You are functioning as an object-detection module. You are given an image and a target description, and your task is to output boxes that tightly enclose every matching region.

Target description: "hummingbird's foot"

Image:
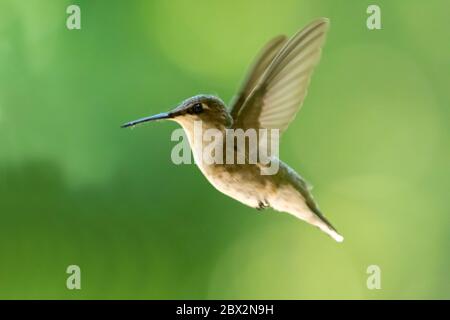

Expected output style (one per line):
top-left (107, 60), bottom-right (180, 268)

top-left (257, 200), bottom-right (269, 211)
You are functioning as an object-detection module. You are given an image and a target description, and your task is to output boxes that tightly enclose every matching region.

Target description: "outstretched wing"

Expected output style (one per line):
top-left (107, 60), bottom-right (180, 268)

top-left (229, 35), bottom-right (287, 120)
top-left (232, 18), bottom-right (329, 134)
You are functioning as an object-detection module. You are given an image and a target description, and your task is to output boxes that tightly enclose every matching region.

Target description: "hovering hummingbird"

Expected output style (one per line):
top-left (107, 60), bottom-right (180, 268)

top-left (122, 18), bottom-right (343, 242)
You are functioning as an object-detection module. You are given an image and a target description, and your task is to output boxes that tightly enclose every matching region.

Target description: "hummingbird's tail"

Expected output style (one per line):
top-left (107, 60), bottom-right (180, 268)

top-left (270, 162), bottom-right (344, 242)
top-left (309, 211), bottom-right (344, 242)
top-left (290, 207), bottom-right (344, 242)
top-left (301, 192), bottom-right (344, 242)
top-left (271, 191), bottom-right (344, 242)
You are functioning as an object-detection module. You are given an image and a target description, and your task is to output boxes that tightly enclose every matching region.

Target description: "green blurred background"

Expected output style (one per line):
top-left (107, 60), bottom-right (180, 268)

top-left (0, 0), bottom-right (448, 299)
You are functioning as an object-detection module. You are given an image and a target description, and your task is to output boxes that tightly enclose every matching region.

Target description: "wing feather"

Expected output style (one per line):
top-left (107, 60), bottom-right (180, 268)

top-left (229, 35), bottom-right (287, 120)
top-left (233, 18), bottom-right (329, 134)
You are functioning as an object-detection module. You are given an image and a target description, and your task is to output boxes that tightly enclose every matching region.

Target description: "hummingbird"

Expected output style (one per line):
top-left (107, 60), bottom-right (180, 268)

top-left (122, 18), bottom-right (343, 242)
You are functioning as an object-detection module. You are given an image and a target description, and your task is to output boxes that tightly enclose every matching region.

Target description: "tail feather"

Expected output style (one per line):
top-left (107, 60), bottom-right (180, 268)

top-left (305, 198), bottom-right (344, 242)
top-left (315, 218), bottom-right (344, 242)
top-left (274, 161), bottom-right (344, 242)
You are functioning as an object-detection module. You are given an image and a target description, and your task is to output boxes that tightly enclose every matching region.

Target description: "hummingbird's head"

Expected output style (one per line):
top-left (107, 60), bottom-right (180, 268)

top-left (121, 94), bottom-right (232, 129)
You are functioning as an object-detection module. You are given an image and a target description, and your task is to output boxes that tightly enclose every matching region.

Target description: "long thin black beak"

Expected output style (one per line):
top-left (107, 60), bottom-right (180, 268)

top-left (121, 112), bottom-right (172, 128)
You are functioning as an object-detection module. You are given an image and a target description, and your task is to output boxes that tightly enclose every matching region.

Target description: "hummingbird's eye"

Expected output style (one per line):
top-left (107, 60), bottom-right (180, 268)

top-left (191, 103), bottom-right (204, 114)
